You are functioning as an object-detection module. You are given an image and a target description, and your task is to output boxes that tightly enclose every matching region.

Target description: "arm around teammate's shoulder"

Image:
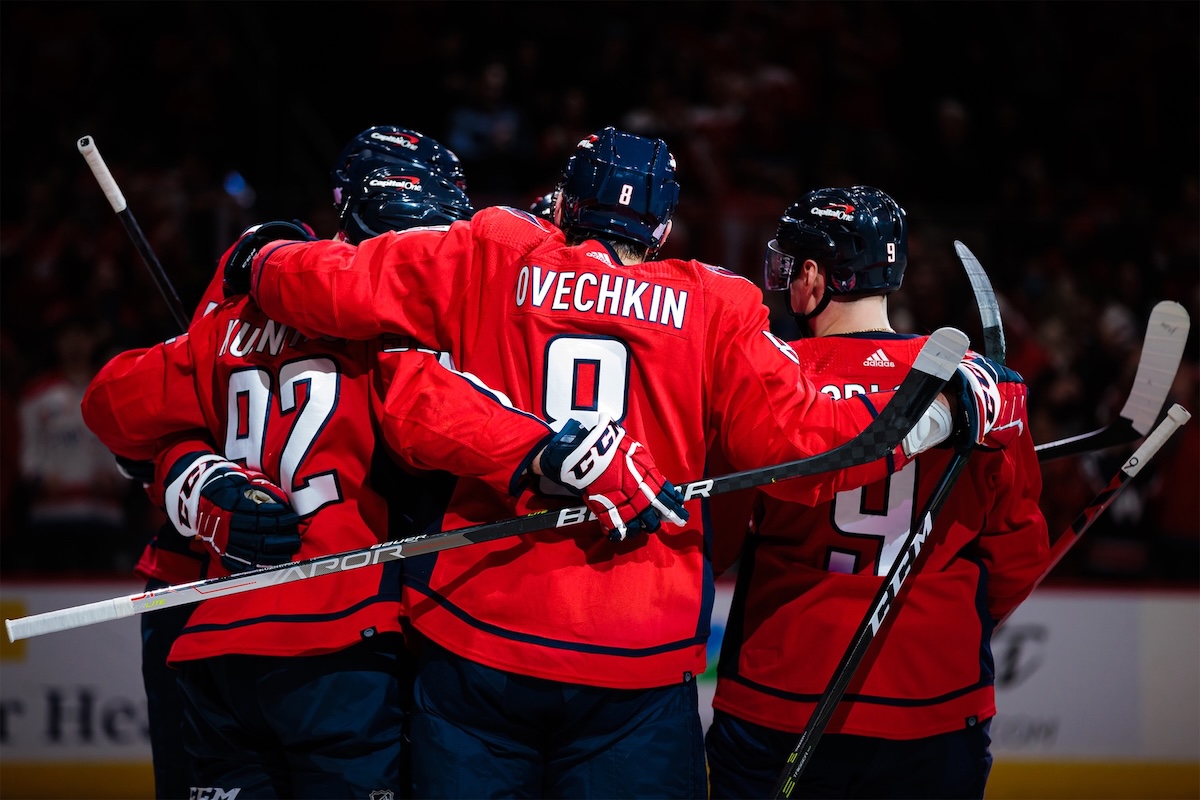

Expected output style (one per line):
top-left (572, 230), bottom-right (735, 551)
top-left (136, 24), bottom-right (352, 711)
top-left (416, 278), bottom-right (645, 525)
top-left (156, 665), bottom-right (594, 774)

top-left (701, 276), bottom-right (895, 505)
top-left (246, 219), bottom-right (478, 344)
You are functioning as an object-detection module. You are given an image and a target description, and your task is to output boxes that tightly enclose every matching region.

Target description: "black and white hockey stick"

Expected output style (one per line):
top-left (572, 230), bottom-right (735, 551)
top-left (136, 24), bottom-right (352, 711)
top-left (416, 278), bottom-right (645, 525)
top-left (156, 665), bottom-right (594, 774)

top-left (998, 402), bottom-right (1192, 629)
top-left (772, 246), bottom-right (1005, 798)
top-left (1035, 300), bottom-right (1189, 461)
top-left (77, 135), bottom-right (191, 330)
top-left (772, 450), bottom-right (973, 798)
top-left (4, 328), bottom-right (970, 642)
top-left (955, 244), bottom-right (1187, 463)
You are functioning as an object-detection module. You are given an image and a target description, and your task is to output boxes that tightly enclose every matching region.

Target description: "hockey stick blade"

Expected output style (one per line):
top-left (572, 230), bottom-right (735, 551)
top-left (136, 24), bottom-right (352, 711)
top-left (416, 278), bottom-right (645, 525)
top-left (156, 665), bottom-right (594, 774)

top-left (1036, 300), bottom-right (1189, 461)
top-left (999, 403), bottom-right (1191, 629)
top-left (954, 240), bottom-right (1006, 363)
top-left (4, 328), bottom-right (969, 642)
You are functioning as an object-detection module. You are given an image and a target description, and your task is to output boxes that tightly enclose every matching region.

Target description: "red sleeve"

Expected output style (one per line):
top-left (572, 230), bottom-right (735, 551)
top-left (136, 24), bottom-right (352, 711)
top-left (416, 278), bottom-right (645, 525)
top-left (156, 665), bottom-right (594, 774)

top-left (973, 426), bottom-right (1051, 621)
top-left (251, 222), bottom-right (476, 346)
top-left (373, 347), bottom-right (553, 497)
top-left (703, 272), bottom-right (903, 505)
top-left (80, 329), bottom-right (214, 463)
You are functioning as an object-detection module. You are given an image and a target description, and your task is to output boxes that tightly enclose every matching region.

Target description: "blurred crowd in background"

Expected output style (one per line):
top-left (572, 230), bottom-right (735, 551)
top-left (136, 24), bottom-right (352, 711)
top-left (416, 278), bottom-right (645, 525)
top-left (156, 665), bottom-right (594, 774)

top-left (1, 2), bottom-right (1196, 583)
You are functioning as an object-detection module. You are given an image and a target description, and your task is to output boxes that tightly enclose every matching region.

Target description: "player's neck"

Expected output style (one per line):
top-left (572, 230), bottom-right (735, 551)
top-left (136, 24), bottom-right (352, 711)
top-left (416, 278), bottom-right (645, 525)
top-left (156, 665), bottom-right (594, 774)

top-left (811, 297), bottom-right (893, 338)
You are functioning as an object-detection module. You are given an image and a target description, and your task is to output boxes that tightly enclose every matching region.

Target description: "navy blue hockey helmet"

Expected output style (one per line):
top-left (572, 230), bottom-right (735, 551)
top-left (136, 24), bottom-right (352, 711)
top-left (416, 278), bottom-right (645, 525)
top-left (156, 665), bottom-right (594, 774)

top-left (557, 127), bottom-right (679, 255)
top-left (331, 125), bottom-right (466, 208)
top-left (338, 164), bottom-right (475, 245)
top-left (765, 186), bottom-right (908, 296)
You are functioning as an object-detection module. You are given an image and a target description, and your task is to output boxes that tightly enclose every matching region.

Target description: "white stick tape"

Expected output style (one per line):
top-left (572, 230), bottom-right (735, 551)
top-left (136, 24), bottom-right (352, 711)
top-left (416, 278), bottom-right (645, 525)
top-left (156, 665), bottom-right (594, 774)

top-left (77, 135), bottom-right (127, 213)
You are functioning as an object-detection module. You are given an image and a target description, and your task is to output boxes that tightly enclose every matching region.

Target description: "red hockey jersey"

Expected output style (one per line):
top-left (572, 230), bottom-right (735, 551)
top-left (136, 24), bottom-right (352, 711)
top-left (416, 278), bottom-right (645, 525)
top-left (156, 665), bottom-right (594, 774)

top-left (81, 293), bottom-right (553, 662)
top-left (131, 257), bottom-right (230, 586)
top-left (712, 333), bottom-right (1050, 738)
top-left (248, 206), bottom-right (914, 689)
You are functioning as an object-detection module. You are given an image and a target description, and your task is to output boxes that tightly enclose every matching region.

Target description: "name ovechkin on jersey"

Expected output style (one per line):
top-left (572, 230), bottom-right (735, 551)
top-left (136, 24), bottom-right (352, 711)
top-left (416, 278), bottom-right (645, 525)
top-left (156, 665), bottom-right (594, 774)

top-left (514, 264), bottom-right (688, 329)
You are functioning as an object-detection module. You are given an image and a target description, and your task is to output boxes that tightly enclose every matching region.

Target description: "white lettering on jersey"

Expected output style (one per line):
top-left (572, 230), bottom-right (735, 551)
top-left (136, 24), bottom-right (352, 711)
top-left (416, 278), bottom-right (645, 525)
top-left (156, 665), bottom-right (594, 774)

top-left (219, 318), bottom-right (309, 358)
top-left (819, 382), bottom-right (883, 400)
top-left (515, 265), bottom-right (688, 329)
top-left (574, 273), bottom-right (597, 311)
top-left (598, 274), bottom-right (622, 315)
top-left (621, 279), bottom-right (649, 320)
top-left (552, 271), bottom-right (577, 310)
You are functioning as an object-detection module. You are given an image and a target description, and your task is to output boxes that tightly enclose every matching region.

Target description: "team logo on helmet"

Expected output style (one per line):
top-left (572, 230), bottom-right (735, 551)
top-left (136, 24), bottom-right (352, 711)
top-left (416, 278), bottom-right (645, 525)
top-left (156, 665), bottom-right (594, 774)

top-left (370, 131), bottom-right (420, 150)
top-left (810, 203), bottom-right (855, 221)
top-left (368, 175), bottom-right (424, 191)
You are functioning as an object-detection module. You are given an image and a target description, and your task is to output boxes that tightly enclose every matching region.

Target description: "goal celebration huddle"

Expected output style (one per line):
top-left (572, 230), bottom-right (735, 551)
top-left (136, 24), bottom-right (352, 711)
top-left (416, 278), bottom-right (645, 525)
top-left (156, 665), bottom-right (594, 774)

top-left (14, 123), bottom-right (1188, 800)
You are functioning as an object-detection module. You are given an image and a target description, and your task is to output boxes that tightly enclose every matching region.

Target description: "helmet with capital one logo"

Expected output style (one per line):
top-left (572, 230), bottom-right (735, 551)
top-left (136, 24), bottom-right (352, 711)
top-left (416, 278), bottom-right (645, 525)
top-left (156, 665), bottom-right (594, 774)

top-left (556, 127), bottom-right (679, 256)
top-left (338, 164), bottom-right (475, 245)
top-left (764, 185), bottom-right (908, 296)
top-left (331, 125), bottom-right (467, 209)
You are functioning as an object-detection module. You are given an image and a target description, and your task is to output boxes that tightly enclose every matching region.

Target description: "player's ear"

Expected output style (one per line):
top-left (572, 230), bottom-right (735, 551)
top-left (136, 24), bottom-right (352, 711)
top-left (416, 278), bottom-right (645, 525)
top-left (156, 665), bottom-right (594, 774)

top-left (797, 258), bottom-right (823, 292)
top-left (659, 219), bottom-right (672, 248)
top-left (790, 258), bottom-right (823, 313)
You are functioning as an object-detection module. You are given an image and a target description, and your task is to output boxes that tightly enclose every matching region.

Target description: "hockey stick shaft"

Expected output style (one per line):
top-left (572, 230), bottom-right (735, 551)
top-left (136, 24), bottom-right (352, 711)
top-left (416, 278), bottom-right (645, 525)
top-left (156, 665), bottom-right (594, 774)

top-left (772, 248), bottom-right (1004, 797)
top-left (77, 135), bottom-right (190, 331)
top-left (1035, 300), bottom-right (1189, 461)
top-left (773, 449), bottom-right (971, 798)
top-left (4, 328), bottom-right (969, 642)
top-left (998, 403), bottom-right (1192, 629)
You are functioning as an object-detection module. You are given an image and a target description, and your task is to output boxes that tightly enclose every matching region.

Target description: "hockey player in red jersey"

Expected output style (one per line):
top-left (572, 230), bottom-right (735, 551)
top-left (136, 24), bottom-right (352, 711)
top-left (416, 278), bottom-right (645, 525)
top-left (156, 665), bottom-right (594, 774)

top-left (223, 128), bottom-right (1023, 798)
top-left (108, 124), bottom-right (475, 800)
top-left (82, 156), bottom-right (679, 797)
top-left (706, 187), bottom-right (1050, 799)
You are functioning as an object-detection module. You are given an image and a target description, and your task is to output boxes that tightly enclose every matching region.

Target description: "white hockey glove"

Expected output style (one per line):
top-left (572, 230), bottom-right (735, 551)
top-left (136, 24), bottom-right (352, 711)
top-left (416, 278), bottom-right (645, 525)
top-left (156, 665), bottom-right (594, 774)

top-left (538, 417), bottom-right (689, 542)
top-left (164, 453), bottom-right (301, 572)
top-left (947, 354), bottom-right (1027, 452)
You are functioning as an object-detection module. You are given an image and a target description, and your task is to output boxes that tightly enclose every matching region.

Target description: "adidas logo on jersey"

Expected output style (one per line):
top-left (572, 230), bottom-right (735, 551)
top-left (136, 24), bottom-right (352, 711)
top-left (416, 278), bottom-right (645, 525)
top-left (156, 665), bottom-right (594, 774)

top-left (585, 250), bottom-right (614, 267)
top-left (863, 348), bottom-right (895, 367)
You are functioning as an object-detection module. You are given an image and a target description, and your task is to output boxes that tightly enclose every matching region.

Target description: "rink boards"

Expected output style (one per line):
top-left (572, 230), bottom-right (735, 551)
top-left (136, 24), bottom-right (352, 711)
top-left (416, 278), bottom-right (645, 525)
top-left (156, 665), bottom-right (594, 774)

top-left (1, 581), bottom-right (1196, 799)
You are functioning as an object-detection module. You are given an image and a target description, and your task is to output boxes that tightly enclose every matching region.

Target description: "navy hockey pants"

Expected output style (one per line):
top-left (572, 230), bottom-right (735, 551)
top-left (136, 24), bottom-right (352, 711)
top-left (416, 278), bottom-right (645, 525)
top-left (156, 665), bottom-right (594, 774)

top-left (706, 708), bottom-right (993, 799)
top-left (410, 639), bottom-right (707, 799)
top-left (141, 578), bottom-right (195, 799)
top-left (177, 635), bottom-right (410, 799)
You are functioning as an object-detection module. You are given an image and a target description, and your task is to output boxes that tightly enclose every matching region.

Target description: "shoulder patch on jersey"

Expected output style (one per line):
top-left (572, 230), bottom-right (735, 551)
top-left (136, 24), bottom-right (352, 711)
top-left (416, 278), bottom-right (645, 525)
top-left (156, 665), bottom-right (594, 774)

top-left (762, 330), bottom-right (800, 364)
top-left (701, 262), bottom-right (741, 278)
top-left (498, 206), bottom-right (554, 231)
